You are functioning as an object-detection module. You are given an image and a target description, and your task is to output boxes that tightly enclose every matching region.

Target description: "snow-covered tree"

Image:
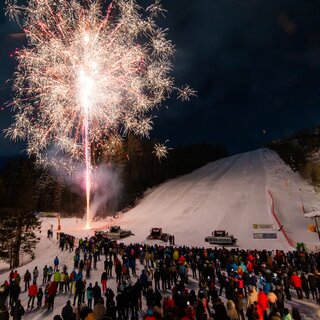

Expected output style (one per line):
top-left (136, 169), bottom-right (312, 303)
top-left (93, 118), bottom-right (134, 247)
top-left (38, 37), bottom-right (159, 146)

top-left (0, 208), bottom-right (41, 268)
top-left (0, 158), bottom-right (41, 267)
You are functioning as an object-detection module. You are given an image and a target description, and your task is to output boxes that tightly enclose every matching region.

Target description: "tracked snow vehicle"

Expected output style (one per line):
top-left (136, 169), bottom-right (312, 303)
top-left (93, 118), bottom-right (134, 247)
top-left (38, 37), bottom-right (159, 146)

top-left (95, 226), bottom-right (132, 240)
top-left (146, 227), bottom-right (170, 242)
top-left (205, 230), bottom-right (237, 245)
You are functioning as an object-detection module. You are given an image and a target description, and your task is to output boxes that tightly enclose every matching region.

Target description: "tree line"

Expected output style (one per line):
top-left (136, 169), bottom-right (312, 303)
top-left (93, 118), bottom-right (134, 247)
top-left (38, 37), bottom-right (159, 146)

top-left (268, 126), bottom-right (320, 191)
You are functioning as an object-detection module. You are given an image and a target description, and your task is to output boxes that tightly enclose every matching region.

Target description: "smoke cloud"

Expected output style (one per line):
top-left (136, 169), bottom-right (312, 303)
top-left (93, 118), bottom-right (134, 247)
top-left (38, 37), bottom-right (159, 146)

top-left (88, 164), bottom-right (121, 220)
top-left (46, 148), bottom-right (121, 219)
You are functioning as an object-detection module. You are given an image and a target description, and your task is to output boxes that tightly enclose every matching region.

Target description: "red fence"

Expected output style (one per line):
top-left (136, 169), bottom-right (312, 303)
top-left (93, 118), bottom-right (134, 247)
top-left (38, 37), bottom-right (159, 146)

top-left (268, 190), bottom-right (295, 248)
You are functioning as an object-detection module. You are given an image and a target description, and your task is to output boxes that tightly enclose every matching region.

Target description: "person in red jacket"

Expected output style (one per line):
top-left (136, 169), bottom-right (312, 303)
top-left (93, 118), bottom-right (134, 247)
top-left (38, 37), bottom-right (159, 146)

top-left (255, 302), bottom-right (264, 320)
top-left (257, 288), bottom-right (268, 320)
top-left (47, 281), bottom-right (58, 310)
top-left (101, 271), bottom-right (108, 294)
top-left (290, 272), bottom-right (303, 299)
top-left (27, 282), bottom-right (38, 309)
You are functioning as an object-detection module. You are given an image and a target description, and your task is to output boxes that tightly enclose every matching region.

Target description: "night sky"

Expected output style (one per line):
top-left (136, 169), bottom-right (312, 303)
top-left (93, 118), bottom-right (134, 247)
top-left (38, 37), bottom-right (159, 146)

top-left (1, 0), bottom-right (320, 158)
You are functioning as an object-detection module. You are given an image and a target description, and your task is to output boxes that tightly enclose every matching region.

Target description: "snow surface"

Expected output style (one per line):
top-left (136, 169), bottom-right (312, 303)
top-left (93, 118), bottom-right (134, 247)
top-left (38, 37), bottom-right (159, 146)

top-left (116, 148), bottom-right (319, 251)
top-left (1, 148), bottom-right (320, 319)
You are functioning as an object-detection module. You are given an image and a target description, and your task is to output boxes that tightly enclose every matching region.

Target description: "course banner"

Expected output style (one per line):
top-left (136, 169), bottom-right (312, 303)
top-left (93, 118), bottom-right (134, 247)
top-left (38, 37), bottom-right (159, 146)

top-left (253, 233), bottom-right (277, 239)
top-left (253, 224), bottom-right (274, 229)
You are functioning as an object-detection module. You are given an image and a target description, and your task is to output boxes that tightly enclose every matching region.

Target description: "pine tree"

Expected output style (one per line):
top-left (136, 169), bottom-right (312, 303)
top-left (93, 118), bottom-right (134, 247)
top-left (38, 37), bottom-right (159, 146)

top-left (0, 208), bottom-right (41, 268)
top-left (0, 158), bottom-right (41, 267)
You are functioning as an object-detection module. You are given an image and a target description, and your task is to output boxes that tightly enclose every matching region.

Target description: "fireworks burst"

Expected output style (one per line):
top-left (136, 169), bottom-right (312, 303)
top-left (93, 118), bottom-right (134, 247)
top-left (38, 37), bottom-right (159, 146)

top-left (153, 140), bottom-right (172, 160)
top-left (5, 0), bottom-right (195, 165)
top-left (4, 0), bottom-right (195, 226)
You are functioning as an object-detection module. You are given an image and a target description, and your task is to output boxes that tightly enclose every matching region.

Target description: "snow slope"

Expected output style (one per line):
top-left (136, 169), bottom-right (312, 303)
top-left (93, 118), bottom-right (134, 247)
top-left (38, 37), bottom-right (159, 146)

top-left (115, 148), bottom-right (319, 251)
top-left (1, 147), bottom-right (320, 319)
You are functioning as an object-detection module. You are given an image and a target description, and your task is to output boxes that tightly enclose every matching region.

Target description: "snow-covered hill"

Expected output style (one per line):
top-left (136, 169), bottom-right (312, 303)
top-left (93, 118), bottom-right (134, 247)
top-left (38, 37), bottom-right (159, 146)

top-left (113, 148), bottom-right (319, 251)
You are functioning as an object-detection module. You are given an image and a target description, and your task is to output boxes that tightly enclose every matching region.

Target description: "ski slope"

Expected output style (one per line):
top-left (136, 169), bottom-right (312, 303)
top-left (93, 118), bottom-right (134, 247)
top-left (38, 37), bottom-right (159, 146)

top-left (1, 147), bottom-right (320, 319)
top-left (115, 148), bottom-right (319, 251)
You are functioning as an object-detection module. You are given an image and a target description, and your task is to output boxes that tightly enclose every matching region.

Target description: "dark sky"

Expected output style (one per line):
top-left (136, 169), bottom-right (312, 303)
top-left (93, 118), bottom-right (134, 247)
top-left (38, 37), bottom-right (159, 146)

top-left (1, 0), bottom-right (320, 158)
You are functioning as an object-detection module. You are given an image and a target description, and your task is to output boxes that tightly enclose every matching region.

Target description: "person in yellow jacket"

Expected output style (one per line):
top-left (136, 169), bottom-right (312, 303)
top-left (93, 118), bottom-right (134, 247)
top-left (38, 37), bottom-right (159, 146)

top-left (53, 270), bottom-right (61, 283)
top-left (59, 272), bottom-right (65, 293)
top-left (145, 251), bottom-right (151, 268)
top-left (173, 249), bottom-right (179, 262)
top-left (247, 287), bottom-right (258, 308)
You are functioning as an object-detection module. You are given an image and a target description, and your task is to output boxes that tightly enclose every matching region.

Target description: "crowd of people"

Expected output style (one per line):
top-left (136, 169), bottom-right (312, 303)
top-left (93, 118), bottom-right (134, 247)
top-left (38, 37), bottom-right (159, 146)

top-left (0, 230), bottom-right (319, 320)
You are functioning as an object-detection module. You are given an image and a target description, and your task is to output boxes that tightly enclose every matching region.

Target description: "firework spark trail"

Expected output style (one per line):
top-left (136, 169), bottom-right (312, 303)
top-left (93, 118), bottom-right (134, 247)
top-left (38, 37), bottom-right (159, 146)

top-left (79, 66), bottom-right (93, 229)
top-left (84, 118), bottom-right (91, 229)
top-left (5, 0), bottom-right (196, 227)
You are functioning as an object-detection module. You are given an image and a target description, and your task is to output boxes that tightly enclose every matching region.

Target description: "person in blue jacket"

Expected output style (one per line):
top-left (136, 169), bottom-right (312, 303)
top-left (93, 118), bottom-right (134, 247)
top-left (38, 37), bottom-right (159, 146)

top-left (86, 283), bottom-right (93, 309)
top-left (54, 257), bottom-right (59, 271)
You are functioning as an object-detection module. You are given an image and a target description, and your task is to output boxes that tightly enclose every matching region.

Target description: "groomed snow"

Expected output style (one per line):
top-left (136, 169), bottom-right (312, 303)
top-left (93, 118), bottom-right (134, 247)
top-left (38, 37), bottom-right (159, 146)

top-left (115, 148), bottom-right (319, 251)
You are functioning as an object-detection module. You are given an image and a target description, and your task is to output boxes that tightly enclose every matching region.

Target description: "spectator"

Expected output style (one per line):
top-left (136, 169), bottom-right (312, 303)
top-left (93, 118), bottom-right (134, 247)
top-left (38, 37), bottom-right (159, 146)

top-left (27, 282), bottom-right (37, 309)
top-left (61, 300), bottom-right (73, 320)
top-left (0, 306), bottom-right (9, 320)
top-left (32, 267), bottom-right (39, 284)
top-left (290, 272), bottom-right (303, 300)
top-left (37, 288), bottom-right (43, 308)
top-left (226, 299), bottom-right (239, 320)
top-left (10, 299), bottom-right (24, 320)
top-left (282, 308), bottom-right (292, 320)
top-left (93, 298), bottom-right (106, 320)
top-left (23, 270), bottom-right (31, 292)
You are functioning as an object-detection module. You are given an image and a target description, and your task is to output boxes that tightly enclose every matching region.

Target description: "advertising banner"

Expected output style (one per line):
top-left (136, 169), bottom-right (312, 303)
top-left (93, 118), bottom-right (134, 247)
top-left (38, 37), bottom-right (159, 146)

top-left (253, 233), bottom-right (277, 239)
top-left (253, 224), bottom-right (274, 229)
